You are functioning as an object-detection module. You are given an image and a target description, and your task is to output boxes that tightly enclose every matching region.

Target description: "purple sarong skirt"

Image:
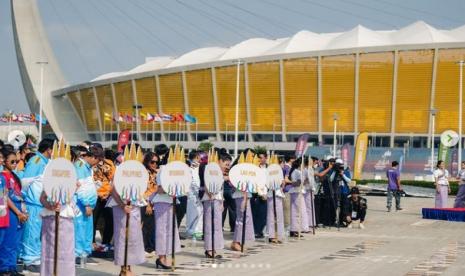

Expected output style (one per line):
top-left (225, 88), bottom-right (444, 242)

top-left (203, 200), bottom-right (224, 251)
top-left (153, 202), bottom-right (181, 256)
top-left (290, 193), bottom-right (309, 232)
top-left (40, 216), bottom-right (75, 276)
top-left (303, 192), bottom-right (316, 227)
top-left (435, 185), bottom-right (449, 208)
top-left (454, 184), bottom-right (465, 208)
top-left (233, 197), bottom-right (255, 243)
top-left (266, 196), bottom-right (284, 240)
top-left (112, 206), bottom-right (145, 266)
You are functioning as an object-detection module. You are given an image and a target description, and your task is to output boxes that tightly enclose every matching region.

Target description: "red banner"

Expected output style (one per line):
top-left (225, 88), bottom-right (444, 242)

top-left (117, 129), bottom-right (131, 152)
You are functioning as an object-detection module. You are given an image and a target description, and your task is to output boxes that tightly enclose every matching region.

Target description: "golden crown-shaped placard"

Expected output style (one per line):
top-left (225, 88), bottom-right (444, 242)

top-left (167, 144), bottom-right (185, 163)
top-left (51, 138), bottom-right (71, 161)
top-left (269, 152), bottom-right (279, 165)
top-left (123, 142), bottom-right (143, 162)
top-left (237, 150), bottom-right (260, 166)
top-left (207, 148), bottom-right (218, 164)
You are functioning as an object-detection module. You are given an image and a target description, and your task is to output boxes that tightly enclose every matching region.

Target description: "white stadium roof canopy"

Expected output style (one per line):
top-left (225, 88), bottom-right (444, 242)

top-left (87, 21), bottom-right (464, 83)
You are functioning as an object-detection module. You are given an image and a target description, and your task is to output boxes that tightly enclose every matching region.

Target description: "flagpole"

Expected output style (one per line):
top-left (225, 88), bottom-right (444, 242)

top-left (234, 59), bottom-right (243, 159)
top-left (37, 61), bottom-right (48, 140)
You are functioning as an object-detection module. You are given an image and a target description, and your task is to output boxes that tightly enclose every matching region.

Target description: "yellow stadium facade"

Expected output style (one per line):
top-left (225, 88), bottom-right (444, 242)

top-left (52, 23), bottom-right (465, 150)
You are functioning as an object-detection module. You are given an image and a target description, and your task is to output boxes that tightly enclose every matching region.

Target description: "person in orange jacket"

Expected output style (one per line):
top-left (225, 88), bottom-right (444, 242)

top-left (91, 146), bottom-right (116, 252)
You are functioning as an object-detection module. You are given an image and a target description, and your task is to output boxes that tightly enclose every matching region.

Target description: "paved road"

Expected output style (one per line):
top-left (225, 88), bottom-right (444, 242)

top-left (35, 196), bottom-right (465, 275)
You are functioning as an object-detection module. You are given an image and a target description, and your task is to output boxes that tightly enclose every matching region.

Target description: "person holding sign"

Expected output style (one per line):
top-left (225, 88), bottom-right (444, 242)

top-left (0, 149), bottom-right (27, 275)
top-left (74, 146), bottom-right (101, 264)
top-left (39, 141), bottom-right (77, 276)
top-left (152, 147), bottom-right (190, 270)
top-left (20, 139), bottom-right (54, 274)
top-left (202, 151), bottom-right (230, 258)
top-left (288, 158), bottom-right (309, 237)
top-left (266, 154), bottom-right (285, 244)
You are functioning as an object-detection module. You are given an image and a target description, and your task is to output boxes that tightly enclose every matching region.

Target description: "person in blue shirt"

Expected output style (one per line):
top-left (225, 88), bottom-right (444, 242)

top-left (20, 139), bottom-right (54, 274)
top-left (74, 146), bottom-right (101, 264)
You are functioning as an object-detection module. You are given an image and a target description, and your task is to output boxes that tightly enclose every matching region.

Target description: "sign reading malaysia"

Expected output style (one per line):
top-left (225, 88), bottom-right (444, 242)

top-left (229, 163), bottom-right (266, 194)
top-left (43, 158), bottom-right (77, 204)
top-left (160, 161), bottom-right (191, 197)
top-left (204, 163), bottom-right (224, 195)
top-left (266, 163), bottom-right (284, 191)
top-left (114, 160), bottom-right (149, 204)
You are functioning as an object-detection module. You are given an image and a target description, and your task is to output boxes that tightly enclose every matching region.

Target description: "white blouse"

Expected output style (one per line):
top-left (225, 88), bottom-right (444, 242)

top-left (434, 168), bottom-right (449, 186)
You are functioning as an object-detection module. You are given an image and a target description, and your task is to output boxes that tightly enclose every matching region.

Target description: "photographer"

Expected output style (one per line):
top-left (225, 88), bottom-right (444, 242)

top-left (386, 161), bottom-right (403, 212)
top-left (314, 158), bottom-right (335, 226)
top-left (329, 159), bottom-right (351, 227)
top-left (344, 187), bottom-right (367, 229)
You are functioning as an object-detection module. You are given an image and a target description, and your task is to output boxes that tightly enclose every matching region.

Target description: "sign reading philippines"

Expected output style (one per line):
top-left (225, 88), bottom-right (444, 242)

top-left (113, 143), bottom-right (148, 205)
top-left (43, 140), bottom-right (76, 204)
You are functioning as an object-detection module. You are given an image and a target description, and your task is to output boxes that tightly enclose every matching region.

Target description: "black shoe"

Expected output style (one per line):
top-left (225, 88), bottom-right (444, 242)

top-left (181, 244), bottom-right (186, 248)
top-left (205, 251), bottom-right (223, 259)
top-left (269, 238), bottom-right (282, 244)
top-left (396, 208), bottom-right (403, 211)
top-left (289, 232), bottom-right (303, 238)
top-left (75, 257), bottom-right (81, 265)
top-left (23, 265), bottom-right (40, 274)
top-left (156, 259), bottom-right (171, 270)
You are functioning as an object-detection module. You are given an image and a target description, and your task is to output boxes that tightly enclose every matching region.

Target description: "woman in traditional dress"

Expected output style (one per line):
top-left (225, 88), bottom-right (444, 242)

top-left (303, 157), bottom-right (316, 231)
top-left (434, 160), bottom-right (451, 208)
top-left (152, 158), bottom-right (181, 269)
top-left (111, 186), bottom-right (145, 276)
top-left (0, 149), bottom-right (28, 275)
top-left (288, 158), bottom-right (309, 237)
top-left (266, 172), bottom-right (285, 243)
top-left (230, 149), bottom-right (255, 252)
top-left (202, 153), bottom-right (231, 258)
top-left (141, 152), bottom-right (158, 257)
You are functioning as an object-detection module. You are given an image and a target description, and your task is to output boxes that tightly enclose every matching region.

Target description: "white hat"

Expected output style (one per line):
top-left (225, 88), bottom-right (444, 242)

top-left (335, 158), bottom-right (344, 164)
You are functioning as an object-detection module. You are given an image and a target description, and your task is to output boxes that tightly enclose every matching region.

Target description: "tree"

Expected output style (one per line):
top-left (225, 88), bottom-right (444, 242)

top-left (198, 141), bottom-right (214, 152)
top-left (253, 145), bottom-right (267, 155)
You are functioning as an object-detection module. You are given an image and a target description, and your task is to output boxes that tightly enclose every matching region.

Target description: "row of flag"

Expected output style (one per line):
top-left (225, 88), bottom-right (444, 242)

top-left (104, 112), bottom-right (197, 124)
top-left (0, 112), bottom-right (47, 125)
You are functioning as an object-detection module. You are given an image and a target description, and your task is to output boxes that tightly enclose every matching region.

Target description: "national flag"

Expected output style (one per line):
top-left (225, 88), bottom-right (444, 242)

top-left (175, 113), bottom-right (184, 122)
top-left (160, 113), bottom-right (172, 121)
top-left (154, 114), bottom-right (162, 122)
top-left (140, 113), bottom-right (147, 122)
top-left (35, 113), bottom-right (47, 125)
top-left (30, 113), bottom-right (36, 123)
top-left (104, 112), bottom-right (112, 121)
top-left (146, 113), bottom-right (154, 122)
top-left (125, 114), bottom-right (133, 123)
top-left (184, 113), bottom-right (197, 123)
top-left (117, 113), bottom-right (124, 122)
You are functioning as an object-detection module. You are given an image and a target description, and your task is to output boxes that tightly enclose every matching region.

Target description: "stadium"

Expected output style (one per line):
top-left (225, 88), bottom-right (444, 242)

top-left (47, 21), bottom-right (465, 151)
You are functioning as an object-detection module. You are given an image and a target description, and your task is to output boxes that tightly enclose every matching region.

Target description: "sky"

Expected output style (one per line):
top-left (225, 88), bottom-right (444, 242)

top-left (0, 0), bottom-right (464, 114)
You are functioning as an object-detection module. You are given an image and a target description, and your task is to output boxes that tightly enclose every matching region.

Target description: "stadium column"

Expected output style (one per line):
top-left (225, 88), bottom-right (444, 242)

top-left (67, 92), bottom-right (86, 133)
top-left (131, 79), bottom-right (142, 142)
top-left (244, 62), bottom-right (254, 142)
top-left (181, 71), bottom-right (193, 143)
top-left (77, 89), bottom-right (88, 134)
top-left (110, 83), bottom-right (121, 134)
top-left (93, 86), bottom-right (103, 142)
top-left (390, 50), bottom-right (399, 147)
top-left (317, 56), bottom-right (323, 144)
top-left (279, 59), bottom-right (287, 142)
top-left (155, 75), bottom-right (166, 142)
top-left (427, 48), bottom-right (439, 147)
top-left (354, 52), bottom-right (360, 143)
top-left (211, 67), bottom-right (222, 142)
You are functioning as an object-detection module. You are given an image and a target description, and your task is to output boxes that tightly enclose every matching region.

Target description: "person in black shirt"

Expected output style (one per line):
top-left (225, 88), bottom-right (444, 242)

top-left (344, 187), bottom-right (367, 229)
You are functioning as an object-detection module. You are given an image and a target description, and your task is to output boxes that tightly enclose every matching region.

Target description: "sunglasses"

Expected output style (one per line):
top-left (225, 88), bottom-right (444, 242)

top-left (8, 160), bottom-right (18, 164)
top-left (150, 160), bottom-right (158, 164)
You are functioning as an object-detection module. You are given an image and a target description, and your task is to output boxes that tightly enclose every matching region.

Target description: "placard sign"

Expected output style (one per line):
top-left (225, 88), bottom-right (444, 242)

top-left (266, 163), bottom-right (284, 191)
top-left (229, 163), bottom-right (266, 194)
top-left (204, 163), bottom-right (223, 195)
top-left (160, 161), bottom-right (191, 197)
top-left (114, 160), bottom-right (149, 204)
top-left (43, 158), bottom-right (77, 204)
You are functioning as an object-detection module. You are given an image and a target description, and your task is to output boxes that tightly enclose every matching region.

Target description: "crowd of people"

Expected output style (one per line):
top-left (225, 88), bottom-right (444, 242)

top-left (0, 138), bottom-right (372, 276)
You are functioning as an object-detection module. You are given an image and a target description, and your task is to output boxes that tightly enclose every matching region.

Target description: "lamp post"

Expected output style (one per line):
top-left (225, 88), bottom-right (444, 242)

top-left (133, 104), bottom-right (142, 142)
top-left (333, 113), bottom-right (339, 158)
top-left (36, 61), bottom-right (48, 140)
top-left (233, 59), bottom-right (244, 158)
top-left (458, 60), bottom-right (464, 166)
top-left (430, 108), bottom-right (437, 172)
